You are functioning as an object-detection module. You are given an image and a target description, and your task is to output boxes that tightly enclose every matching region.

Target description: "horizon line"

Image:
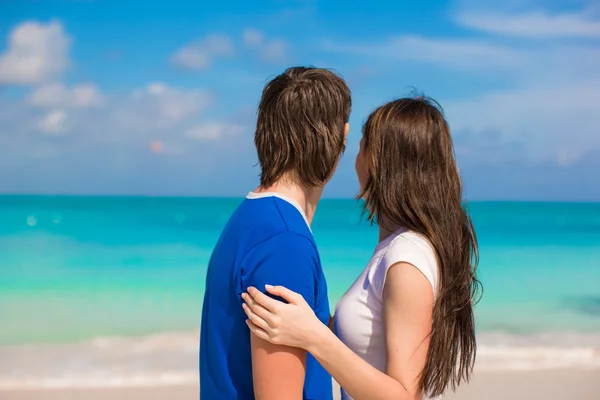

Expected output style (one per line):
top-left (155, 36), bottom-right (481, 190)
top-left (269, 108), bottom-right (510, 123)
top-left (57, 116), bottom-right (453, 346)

top-left (0, 193), bottom-right (598, 205)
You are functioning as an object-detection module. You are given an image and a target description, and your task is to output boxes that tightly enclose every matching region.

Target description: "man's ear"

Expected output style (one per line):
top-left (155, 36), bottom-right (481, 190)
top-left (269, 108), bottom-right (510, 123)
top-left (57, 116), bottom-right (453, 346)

top-left (343, 122), bottom-right (350, 145)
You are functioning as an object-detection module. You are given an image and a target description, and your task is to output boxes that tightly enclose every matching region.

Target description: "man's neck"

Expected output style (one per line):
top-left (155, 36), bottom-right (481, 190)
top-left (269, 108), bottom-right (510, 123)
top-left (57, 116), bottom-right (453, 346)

top-left (254, 180), bottom-right (323, 225)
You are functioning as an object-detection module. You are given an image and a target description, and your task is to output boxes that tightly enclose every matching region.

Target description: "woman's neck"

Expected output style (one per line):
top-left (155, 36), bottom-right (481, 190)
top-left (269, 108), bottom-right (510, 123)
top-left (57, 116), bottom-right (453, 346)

top-left (377, 216), bottom-right (401, 242)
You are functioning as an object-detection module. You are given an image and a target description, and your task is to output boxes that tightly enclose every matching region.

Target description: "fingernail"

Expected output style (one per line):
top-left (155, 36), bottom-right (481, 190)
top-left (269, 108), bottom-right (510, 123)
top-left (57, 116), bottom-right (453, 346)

top-left (265, 284), bottom-right (273, 289)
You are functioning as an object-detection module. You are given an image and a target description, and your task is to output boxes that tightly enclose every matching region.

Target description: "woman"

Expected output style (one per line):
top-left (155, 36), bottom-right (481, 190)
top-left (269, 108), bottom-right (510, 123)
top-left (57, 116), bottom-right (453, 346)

top-left (242, 96), bottom-right (481, 400)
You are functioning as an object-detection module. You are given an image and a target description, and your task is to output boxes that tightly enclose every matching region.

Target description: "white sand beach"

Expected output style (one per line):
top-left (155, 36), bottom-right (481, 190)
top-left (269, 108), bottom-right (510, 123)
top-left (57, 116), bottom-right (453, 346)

top-left (2, 330), bottom-right (600, 399)
top-left (1, 369), bottom-right (599, 400)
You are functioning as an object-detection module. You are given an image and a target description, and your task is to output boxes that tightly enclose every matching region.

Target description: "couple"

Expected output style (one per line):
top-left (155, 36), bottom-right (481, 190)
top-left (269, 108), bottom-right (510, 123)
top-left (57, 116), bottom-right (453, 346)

top-left (200, 66), bottom-right (480, 400)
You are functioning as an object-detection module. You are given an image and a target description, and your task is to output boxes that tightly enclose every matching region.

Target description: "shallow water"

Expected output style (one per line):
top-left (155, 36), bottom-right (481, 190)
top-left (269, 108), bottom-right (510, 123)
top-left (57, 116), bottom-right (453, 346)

top-left (1, 196), bottom-right (599, 387)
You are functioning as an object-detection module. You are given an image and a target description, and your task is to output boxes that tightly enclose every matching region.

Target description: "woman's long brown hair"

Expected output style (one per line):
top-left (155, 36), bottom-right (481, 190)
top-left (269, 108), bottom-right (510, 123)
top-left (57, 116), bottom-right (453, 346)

top-left (359, 96), bottom-right (482, 397)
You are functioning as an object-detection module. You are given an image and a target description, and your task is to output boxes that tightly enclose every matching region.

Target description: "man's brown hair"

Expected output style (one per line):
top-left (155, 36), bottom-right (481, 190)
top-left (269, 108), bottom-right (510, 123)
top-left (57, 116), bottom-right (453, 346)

top-left (255, 66), bottom-right (351, 188)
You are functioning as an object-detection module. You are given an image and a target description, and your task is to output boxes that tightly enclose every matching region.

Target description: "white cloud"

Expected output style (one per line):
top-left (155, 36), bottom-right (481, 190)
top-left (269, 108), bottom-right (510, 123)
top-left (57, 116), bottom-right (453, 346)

top-left (202, 35), bottom-right (235, 55)
top-left (243, 29), bottom-right (289, 63)
top-left (38, 109), bottom-right (68, 134)
top-left (260, 39), bottom-right (288, 62)
top-left (0, 77), bottom-right (249, 186)
top-left (455, 10), bottom-right (600, 38)
top-left (436, 5), bottom-right (600, 164)
top-left (172, 30), bottom-right (288, 69)
top-left (445, 79), bottom-right (600, 164)
top-left (0, 21), bottom-right (70, 85)
top-left (129, 82), bottom-right (212, 124)
top-left (146, 82), bottom-right (167, 95)
top-left (170, 34), bottom-right (234, 70)
top-left (12, 82), bottom-right (214, 141)
top-left (323, 35), bottom-right (524, 70)
top-left (320, 4), bottom-right (600, 165)
top-left (170, 46), bottom-right (210, 70)
top-left (29, 82), bottom-right (103, 108)
top-left (243, 29), bottom-right (264, 46)
top-left (185, 122), bottom-right (245, 141)
top-left (18, 81), bottom-right (216, 140)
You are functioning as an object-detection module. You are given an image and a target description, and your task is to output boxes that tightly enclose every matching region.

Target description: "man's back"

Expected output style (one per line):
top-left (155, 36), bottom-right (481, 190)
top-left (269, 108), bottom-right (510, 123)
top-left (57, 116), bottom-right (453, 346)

top-left (200, 193), bottom-right (332, 399)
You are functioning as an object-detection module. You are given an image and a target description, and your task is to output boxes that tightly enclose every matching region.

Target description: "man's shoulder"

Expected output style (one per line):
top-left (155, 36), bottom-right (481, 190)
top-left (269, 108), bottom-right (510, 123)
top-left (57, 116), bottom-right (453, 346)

top-left (242, 230), bottom-right (322, 308)
top-left (229, 197), bottom-right (316, 248)
top-left (249, 230), bottom-right (318, 261)
top-left (269, 197), bottom-right (314, 239)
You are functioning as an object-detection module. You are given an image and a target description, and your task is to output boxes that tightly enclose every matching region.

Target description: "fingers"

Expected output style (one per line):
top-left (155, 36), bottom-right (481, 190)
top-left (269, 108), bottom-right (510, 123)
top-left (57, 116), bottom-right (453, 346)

top-left (265, 284), bottom-right (304, 304)
top-left (246, 286), bottom-right (281, 311)
top-left (242, 293), bottom-right (274, 322)
top-left (242, 303), bottom-right (270, 331)
top-left (241, 297), bottom-right (271, 328)
top-left (245, 319), bottom-right (271, 342)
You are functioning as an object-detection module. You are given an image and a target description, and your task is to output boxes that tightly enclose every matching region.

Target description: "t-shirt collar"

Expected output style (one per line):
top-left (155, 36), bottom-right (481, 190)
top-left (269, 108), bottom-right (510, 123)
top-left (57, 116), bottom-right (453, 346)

top-left (246, 191), bottom-right (312, 232)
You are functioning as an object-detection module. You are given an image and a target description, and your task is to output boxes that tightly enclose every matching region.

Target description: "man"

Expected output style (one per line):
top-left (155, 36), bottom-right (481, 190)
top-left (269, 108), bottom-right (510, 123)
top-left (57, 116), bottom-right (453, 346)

top-left (199, 66), bottom-right (351, 399)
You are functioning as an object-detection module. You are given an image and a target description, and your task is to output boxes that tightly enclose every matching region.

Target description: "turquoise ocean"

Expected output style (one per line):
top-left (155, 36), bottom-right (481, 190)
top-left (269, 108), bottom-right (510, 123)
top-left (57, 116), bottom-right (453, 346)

top-left (1, 196), bottom-right (600, 389)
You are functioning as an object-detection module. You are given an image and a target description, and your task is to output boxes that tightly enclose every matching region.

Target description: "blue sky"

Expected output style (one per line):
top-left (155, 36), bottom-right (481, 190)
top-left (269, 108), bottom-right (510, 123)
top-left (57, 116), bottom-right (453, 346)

top-left (0, 0), bottom-right (599, 200)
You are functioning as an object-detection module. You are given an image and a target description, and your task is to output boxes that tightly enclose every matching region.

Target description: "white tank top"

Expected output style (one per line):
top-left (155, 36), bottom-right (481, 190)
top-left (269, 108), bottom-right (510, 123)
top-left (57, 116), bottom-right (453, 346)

top-left (334, 229), bottom-right (440, 400)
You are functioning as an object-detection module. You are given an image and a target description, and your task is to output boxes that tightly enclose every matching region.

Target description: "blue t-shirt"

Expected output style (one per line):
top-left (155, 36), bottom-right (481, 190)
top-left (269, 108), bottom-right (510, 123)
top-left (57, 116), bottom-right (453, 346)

top-left (200, 194), bottom-right (332, 400)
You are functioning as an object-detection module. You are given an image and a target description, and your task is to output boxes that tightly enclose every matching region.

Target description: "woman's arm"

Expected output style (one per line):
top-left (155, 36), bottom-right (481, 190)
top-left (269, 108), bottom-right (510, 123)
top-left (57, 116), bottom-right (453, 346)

top-left (307, 321), bottom-right (413, 400)
top-left (242, 262), bottom-right (434, 400)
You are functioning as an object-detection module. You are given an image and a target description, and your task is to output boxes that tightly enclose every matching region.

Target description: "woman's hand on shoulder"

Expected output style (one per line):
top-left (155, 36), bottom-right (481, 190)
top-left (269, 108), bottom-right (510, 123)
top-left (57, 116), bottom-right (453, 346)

top-left (242, 285), bottom-right (328, 351)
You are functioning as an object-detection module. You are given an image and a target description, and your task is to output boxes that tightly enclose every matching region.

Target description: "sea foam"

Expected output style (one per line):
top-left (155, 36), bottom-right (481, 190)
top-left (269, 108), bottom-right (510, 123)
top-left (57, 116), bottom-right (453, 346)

top-left (1, 330), bottom-right (599, 390)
